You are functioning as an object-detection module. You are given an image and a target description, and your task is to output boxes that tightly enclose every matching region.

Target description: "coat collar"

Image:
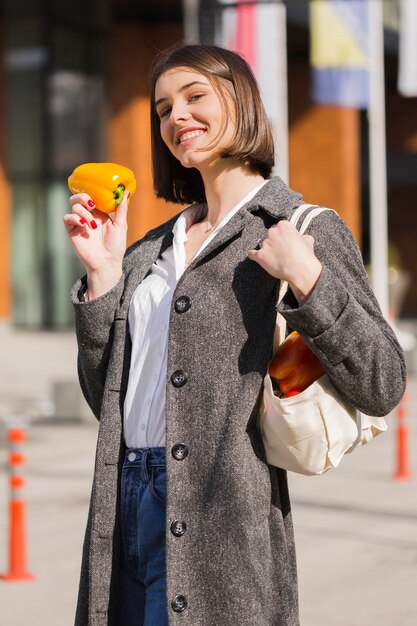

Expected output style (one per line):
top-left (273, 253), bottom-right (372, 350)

top-left (246, 176), bottom-right (303, 219)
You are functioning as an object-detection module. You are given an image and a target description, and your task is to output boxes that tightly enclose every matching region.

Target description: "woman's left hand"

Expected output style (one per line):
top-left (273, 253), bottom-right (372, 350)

top-left (247, 219), bottom-right (323, 305)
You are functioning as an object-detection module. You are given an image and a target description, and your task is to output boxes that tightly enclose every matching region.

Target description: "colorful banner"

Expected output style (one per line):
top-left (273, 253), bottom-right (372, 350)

top-left (310, 0), bottom-right (369, 108)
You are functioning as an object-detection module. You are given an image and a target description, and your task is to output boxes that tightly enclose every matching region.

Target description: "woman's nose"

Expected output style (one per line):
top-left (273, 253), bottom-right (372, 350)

top-left (169, 105), bottom-right (191, 124)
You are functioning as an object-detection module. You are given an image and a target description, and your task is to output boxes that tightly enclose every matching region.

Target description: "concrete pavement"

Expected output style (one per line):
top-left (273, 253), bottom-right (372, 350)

top-left (0, 321), bottom-right (416, 626)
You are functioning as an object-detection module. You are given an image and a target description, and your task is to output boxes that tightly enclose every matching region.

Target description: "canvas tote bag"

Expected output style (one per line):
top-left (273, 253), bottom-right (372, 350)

top-left (258, 205), bottom-right (387, 476)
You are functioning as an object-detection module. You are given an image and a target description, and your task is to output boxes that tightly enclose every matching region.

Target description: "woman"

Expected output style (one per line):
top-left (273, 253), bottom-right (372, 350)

top-left (64, 44), bottom-right (406, 626)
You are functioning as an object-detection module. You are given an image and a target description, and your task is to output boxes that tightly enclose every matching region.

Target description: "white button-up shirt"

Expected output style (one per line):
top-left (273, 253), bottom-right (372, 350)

top-left (123, 181), bottom-right (267, 448)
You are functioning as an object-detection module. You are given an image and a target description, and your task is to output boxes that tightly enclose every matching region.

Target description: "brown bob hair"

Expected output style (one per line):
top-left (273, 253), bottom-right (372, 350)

top-left (149, 44), bottom-right (275, 205)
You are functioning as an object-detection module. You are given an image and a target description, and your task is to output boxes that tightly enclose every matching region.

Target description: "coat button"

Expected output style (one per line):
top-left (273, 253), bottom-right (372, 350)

top-left (171, 594), bottom-right (188, 612)
top-left (171, 369), bottom-right (188, 387)
top-left (171, 520), bottom-right (187, 537)
top-left (171, 443), bottom-right (188, 461)
top-left (174, 295), bottom-right (191, 313)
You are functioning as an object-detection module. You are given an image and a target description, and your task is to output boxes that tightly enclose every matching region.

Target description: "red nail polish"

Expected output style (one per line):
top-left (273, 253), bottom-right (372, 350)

top-left (80, 218), bottom-right (87, 225)
top-left (88, 200), bottom-right (95, 208)
top-left (90, 220), bottom-right (97, 230)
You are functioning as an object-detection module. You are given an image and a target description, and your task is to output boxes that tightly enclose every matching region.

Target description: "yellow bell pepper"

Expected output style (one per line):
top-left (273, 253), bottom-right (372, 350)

top-left (68, 162), bottom-right (136, 214)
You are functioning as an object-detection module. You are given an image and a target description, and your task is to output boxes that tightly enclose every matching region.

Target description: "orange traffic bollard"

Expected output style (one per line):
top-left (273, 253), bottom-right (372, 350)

top-left (393, 382), bottom-right (412, 481)
top-left (0, 424), bottom-right (35, 582)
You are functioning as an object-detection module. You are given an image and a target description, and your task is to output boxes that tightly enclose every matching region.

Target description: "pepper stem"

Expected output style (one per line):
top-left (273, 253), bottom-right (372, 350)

top-left (113, 184), bottom-right (126, 205)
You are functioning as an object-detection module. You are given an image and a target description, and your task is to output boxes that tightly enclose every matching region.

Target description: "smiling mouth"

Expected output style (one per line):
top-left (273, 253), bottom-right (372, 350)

top-left (177, 129), bottom-right (206, 144)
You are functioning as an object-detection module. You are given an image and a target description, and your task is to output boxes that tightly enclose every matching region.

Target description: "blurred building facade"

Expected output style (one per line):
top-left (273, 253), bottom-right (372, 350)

top-left (0, 0), bottom-right (416, 329)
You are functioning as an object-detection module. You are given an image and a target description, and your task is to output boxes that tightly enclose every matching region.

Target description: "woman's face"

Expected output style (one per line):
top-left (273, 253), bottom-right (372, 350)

top-left (154, 67), bottom-right (236, 171)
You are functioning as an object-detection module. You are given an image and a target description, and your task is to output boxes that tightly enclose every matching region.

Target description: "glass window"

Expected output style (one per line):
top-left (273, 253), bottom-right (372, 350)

top-left (5, 4), bottom-right (107, 328)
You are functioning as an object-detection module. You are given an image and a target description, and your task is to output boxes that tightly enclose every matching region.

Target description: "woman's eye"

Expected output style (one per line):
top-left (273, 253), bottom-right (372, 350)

top-left (159, 107), bottom-right (171, 119)
top-left (189, 94), bottom-right (203, 102)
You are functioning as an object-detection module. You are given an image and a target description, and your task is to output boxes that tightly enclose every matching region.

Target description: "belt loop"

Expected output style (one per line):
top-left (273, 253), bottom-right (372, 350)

top-left (140, 449), bottom-right (149, 482)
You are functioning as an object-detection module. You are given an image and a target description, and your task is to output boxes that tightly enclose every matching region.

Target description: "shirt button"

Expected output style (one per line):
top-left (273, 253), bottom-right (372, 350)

top-left (174, 296), bottom-right (191, 313)
top-left (161, 323), bottom-right (167, 331)
top-left (171, 520), bottom-right (187, 537)
top-left (141, 424), bottom-right (146, 430)
top-left (171, 594), bottom-right (188, 613)
top-left (171, 443), bottom-right (188, 461)
top-left (171, 369), bottom-right (188, 387)
top-left (127, 452), bottom-right (136, 462)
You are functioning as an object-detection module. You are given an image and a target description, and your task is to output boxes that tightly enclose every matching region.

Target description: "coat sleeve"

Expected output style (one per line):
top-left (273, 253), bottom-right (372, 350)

top-left (277, 209), bottom-right (407, 417)
top-left (70, 274), bottom-right (125, 420)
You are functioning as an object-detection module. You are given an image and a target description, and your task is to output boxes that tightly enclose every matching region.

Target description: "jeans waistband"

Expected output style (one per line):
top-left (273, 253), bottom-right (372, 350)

top-left (123, 446), bottom-right (166, 467)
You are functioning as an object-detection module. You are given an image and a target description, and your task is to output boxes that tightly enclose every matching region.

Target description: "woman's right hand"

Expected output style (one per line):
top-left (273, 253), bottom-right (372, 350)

top-left (63, 190), bottom-right (130, 299)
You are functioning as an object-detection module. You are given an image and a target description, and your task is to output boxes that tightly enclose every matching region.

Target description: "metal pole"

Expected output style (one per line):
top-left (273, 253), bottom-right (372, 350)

top-left (368, 0), bottom-right (389, 318)
top-left (256, 1), bottom-right (289, 182)
top-left (183, 0), bottom-right (201, 43)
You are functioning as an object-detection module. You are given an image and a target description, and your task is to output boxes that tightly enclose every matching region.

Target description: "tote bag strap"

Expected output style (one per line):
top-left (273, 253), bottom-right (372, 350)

top-left (275, 205), bottom-right (332, 349)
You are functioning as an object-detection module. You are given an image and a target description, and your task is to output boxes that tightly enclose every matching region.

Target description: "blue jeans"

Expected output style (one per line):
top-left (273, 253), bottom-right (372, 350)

top-left (117, 447), bottom-right (168, 626)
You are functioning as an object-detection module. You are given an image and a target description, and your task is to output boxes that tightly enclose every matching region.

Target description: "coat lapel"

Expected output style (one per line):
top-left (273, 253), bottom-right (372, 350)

top-left (184, 209), bottom-right (255, 272)
top-left (118, 226), bottom-right (176, 317)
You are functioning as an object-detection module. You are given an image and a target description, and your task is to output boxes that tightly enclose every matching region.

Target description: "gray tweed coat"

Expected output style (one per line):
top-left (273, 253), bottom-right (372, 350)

top-left (71, 177), bottom-right (406, 626)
